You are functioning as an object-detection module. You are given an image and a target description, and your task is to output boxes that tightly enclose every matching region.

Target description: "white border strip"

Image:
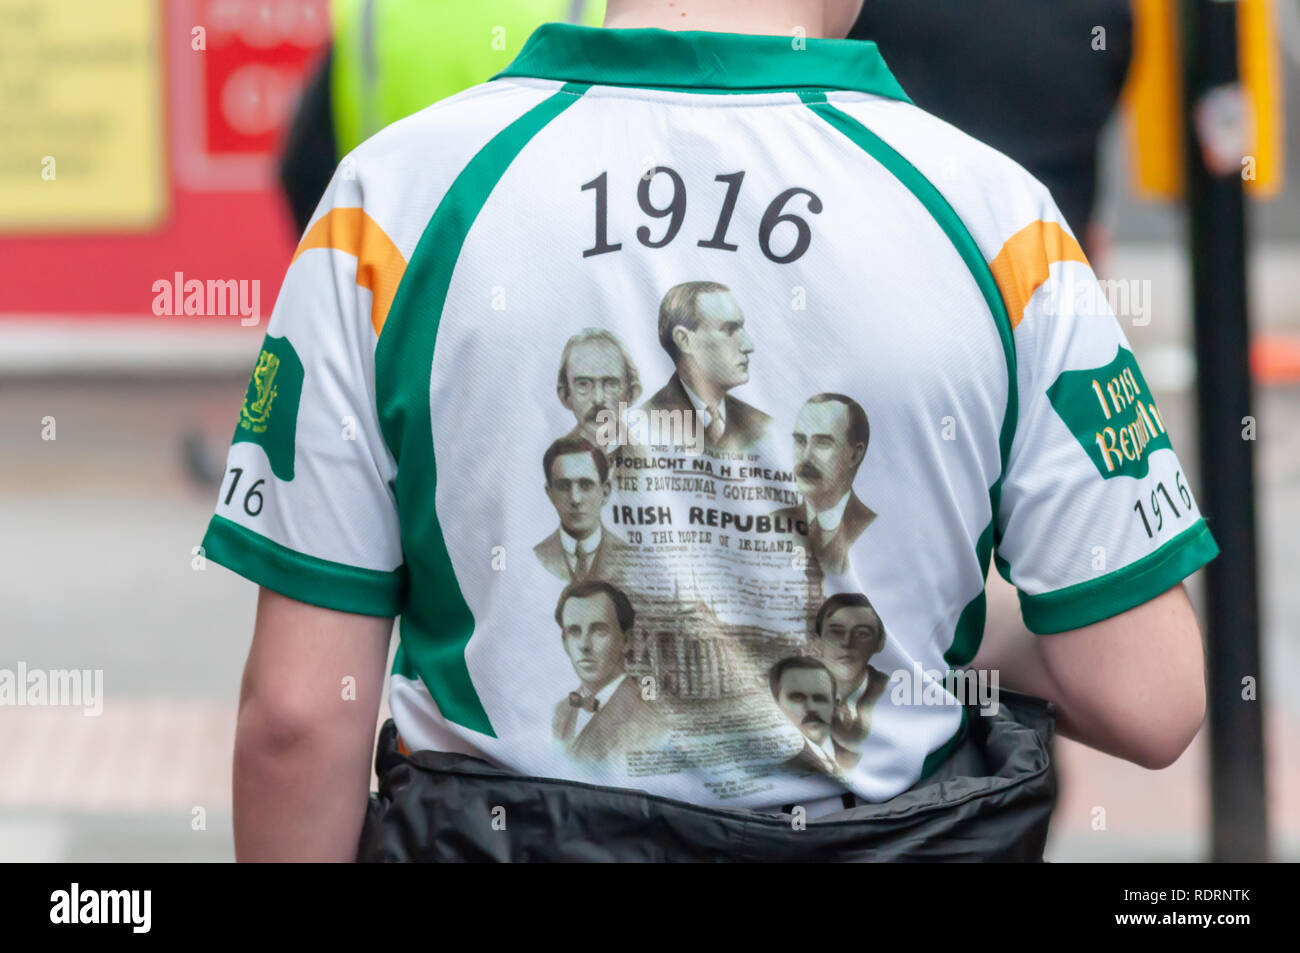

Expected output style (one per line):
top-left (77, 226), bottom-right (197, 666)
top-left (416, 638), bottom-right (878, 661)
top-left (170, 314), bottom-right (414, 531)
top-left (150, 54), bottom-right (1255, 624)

top-left (0, 319), bottom-right (262, 375)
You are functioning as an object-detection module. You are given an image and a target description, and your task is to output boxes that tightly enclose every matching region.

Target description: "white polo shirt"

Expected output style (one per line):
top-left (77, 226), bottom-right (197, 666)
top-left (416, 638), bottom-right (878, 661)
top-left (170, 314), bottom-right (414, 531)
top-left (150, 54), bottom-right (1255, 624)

top-left (202, 23), bottom-right (1218, 810)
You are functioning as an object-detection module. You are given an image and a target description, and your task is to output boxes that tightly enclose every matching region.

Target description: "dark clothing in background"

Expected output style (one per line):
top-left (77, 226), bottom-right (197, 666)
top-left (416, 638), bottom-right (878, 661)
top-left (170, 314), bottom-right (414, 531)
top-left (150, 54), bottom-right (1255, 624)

top-left (851, 0), bottom-right (1133, 242)
top-left (287, 8), bottom-right (1132, 242)
top-left (279, 48), bottom-right (337, 235)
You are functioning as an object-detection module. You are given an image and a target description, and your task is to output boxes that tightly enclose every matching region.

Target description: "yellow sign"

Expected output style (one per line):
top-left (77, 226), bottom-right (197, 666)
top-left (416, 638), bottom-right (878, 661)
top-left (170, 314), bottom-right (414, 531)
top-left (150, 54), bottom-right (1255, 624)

top-left (0, 0), bottom-right (166, 230)
top-left (1124, 0), bottom-right (1284, 199)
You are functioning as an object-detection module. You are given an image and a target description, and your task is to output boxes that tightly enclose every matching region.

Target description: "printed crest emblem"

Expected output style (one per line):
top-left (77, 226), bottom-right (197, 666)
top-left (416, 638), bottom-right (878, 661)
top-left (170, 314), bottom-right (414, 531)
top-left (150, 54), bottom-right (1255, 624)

top-left (232, 334), bottom-right (304, 481)
top-left (240, 350), bottom-right (281, 434)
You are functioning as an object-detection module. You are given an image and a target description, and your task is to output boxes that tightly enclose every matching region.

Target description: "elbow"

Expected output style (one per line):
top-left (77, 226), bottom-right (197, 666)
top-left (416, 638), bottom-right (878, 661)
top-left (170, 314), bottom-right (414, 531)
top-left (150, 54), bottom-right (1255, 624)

top-left (1127, 682), bottom-right (1206, 770)
top-left (1045, 584), bottom-right (1209, 770)
top-left (235, 687), bottom-right (327, 766)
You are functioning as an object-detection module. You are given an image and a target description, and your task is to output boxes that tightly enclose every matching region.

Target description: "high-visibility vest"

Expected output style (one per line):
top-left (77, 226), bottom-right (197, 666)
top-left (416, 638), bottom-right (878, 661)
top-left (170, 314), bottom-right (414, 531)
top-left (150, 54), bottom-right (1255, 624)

top-left (330, 0), bottom-right (604, 157)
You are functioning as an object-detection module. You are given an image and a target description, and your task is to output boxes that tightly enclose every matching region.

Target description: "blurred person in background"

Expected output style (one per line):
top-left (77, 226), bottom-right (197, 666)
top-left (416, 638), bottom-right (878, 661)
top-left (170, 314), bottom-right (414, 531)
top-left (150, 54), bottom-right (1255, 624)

top-left (280, 0), bottom-right (604, 232)
top-left (850, 0), bottom-right (1133, 259)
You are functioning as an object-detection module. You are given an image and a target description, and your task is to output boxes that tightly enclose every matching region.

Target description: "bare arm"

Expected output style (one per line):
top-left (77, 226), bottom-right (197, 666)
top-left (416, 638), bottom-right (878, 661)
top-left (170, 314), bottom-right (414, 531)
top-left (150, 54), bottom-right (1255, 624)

top-left (973, 576), bottom-right (1206, 769)
top-left (233, 587), bottom-right (393, 862)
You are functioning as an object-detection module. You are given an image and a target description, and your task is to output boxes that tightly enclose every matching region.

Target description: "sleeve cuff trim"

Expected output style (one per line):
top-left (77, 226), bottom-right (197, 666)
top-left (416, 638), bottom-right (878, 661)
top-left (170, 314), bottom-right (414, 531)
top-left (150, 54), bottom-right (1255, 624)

top-left (200, 514), bottom-right (403, 618)
top-left (1018, 520), bottom-right (1219, 635)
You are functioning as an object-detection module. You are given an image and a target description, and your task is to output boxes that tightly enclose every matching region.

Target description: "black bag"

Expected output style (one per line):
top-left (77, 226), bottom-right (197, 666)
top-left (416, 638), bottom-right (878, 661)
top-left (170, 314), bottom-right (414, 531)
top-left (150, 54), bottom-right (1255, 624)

top-left (357, 690), bottom-right (1057, 862)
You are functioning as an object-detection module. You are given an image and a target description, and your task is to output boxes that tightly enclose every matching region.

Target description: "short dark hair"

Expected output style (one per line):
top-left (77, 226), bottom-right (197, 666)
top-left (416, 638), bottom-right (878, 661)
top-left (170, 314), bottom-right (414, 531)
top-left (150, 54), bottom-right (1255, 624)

top-left (813, 593), bottom-right (882, 642)
top-left (554, 580), bottom-right (636, 633)
top-left (543, 436), bottom-right (609, 485)
top-left (806, 393), bottom-right (870, 456)
top-left (769, 656), bottom-right (836, 700)
top-left (658, 280), bottom-right (731, 363)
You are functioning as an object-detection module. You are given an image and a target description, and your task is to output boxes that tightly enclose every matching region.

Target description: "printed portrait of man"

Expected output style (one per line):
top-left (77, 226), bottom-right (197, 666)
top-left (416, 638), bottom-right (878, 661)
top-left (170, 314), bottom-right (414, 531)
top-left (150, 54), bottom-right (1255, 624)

top-left (772, 393), bottom-right (877, 576)
top-left (535, 437), bottom-right (633, 584)
top-left (812, 593), bottom-right (890, 773)
top-left (769, 656), bottom-right (845, 778)
top-left (556, 328), bottom-right (642, 457)
top-left (552, 580), bottom-right (665, 763)
top-left (642, 280), bottom-right (772, 452)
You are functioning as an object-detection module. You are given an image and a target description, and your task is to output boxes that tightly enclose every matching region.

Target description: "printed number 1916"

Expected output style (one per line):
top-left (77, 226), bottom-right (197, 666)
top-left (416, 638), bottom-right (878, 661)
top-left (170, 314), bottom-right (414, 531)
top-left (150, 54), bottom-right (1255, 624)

top-left (581, 168), bottom-right (823, 264)
top-left (223, 466), bottom-right (265, 517)
top-left (1133, 470), bottom-right (1192, 538)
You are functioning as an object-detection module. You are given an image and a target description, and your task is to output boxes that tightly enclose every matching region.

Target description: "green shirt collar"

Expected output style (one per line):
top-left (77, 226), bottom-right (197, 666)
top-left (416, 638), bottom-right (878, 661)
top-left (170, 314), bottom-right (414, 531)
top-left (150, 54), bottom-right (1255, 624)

top-left (494, 22), bottom-right (910, 102)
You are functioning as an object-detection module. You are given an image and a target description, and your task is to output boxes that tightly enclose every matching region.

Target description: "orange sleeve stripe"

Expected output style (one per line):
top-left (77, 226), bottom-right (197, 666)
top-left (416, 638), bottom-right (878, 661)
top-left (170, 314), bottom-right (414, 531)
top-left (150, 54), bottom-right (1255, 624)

top-left (988, 220), bottom-right (1090, 329)
top-left (292, 208), bottom-right (407, 336)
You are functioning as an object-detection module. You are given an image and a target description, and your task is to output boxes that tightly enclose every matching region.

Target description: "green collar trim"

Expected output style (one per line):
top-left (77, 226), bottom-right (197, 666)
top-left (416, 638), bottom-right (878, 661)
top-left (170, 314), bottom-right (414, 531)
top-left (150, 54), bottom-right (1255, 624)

top-left (494, 22), bottom-right (911, 101)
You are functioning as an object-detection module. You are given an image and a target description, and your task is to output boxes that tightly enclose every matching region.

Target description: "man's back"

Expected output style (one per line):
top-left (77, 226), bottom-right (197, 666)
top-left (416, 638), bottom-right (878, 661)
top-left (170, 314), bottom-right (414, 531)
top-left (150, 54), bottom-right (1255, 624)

top-left (205, 23), bottom-right (1216, 823)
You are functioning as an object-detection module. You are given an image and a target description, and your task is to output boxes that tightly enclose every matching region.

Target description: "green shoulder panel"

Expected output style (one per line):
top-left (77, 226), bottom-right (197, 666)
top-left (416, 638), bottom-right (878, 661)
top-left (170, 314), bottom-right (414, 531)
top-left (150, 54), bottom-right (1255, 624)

top-left (374, 84), bottom-right (588, 738)
top-left (232, 334), bottom-right (304, 482)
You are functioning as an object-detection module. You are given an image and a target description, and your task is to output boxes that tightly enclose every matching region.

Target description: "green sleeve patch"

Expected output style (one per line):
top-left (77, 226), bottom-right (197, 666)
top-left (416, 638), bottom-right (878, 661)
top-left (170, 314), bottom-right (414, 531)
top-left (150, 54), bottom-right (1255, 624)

top-left (233, 334), bottom-right (304, 481)
top-left (1046, 345), bottom-right (1171, 480)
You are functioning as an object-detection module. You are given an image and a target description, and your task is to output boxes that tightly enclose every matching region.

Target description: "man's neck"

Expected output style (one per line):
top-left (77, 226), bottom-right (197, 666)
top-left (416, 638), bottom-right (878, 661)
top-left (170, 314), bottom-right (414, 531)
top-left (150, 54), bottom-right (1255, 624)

top-left (837, 666), bottom-right (868, 700)
top-left (604, 0), bottom-right (830, 38)
top-left (678, 365), bottom-right (725, 409)
top-left (583, 672), bottom-right (622, 698)
top-left (807, 486), bottom-right (850, 516)
top-left (564, 523), bottom-right (600, 543)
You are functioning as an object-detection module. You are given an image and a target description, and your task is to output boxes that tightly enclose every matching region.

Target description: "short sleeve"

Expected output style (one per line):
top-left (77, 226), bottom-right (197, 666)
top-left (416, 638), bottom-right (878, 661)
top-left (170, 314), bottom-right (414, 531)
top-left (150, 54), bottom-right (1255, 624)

top-left (198, 170), bottom-right (405, 617)
top-left (992, 217), bottom-right (1218, 634)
